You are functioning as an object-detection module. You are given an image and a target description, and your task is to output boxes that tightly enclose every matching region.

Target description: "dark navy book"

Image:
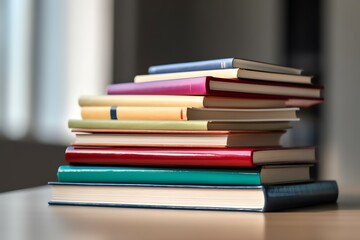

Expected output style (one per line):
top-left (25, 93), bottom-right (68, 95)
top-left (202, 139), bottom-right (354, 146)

top-left (148, 58), bottom-right (303, 75)
top-left (48, 181), bottom-right (338, 212)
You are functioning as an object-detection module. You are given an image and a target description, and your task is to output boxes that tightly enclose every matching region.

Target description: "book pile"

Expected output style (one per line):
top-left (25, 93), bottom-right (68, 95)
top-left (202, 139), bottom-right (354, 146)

top-left (49, 58), bottom-right (338, 211)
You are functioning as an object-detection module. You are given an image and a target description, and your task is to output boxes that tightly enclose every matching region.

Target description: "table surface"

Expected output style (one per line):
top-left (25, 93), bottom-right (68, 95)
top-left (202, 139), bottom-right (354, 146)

top-left (0, 185), bottom-right (360, 240)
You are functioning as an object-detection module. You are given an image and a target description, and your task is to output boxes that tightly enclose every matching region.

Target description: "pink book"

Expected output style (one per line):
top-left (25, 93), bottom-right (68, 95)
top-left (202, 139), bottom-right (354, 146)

top-left (107, 77), bottom-right (323, 100)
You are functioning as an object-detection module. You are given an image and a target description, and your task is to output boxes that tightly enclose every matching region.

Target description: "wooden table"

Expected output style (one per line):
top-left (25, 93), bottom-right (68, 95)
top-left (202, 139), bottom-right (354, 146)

top-left (0, 186), bottom-right (359, 240)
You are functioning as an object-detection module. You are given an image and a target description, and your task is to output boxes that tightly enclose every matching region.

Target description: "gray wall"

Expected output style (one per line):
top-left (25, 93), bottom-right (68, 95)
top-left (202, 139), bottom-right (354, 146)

top-left (136, 0), bottom-right (285, 72)
top-left (114, 0), bottom-right (286, 82)
top-left (320, 0), bottom-right (360, 188)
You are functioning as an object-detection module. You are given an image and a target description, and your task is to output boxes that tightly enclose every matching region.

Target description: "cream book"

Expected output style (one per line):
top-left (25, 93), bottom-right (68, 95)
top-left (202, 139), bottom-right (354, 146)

top-left (48, 181), bottom-right (338, 211)
top-left (71, 130), bottom-right (285, 148)
top-left (134, 68), bottom-right (313, 84)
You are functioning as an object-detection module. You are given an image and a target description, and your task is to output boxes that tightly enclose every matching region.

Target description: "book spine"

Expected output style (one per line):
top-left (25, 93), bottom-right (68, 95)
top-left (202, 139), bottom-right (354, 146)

top-left (81, 107), bottom-right (188, 121)
top-left (148, 58), bottom-right (234, 74)
top-left (262, 181), bottom-right (338, 211)
top-left (107, 77), bottom-right (209, 95)
top-left (65, 147), bottom-right (256, 167)
top-left (68, 119), bottom-right (209, 131)
top-left (57, 165), bottom-right (261, 185)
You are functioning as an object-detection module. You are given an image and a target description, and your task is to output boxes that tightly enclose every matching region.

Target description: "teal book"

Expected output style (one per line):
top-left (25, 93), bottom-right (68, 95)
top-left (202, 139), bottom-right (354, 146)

top-left (57, 165), bottom-right (312, 186)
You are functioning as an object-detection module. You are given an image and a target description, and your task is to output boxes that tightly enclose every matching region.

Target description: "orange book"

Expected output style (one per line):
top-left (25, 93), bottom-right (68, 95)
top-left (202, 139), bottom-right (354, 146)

top-left (81, 107), bottom-right (299, 122)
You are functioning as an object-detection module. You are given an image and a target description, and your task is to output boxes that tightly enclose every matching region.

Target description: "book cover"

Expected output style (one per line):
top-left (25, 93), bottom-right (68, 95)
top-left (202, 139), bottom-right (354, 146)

top-left (48, 181), bottom-right (338, 212)
top-left (148, 58), bottom-right (303, 75)
top-left (107, 77), bottom-right (322, 100)
top-left (107, 77), bottom-right (211, 95)
top-left (149, 58), bottom-right (235, 74)
top-left (57, 165), bottom-right (263, 185)
top-left (65, 146), bottom-right (316, 167)
top-left (69, 119), bottom-right (210, 131)
top-left (79, 95), bottom-right (208, 108)
top-left (57, 165), bottom-right (312, 186)
top-left (78, 95), bottom-right (287, 108)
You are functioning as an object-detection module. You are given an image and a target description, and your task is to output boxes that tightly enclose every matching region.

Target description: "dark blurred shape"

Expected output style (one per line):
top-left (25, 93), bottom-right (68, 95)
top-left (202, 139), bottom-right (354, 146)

top-left (0, 139), bottom-right (65, 193)
top-left (286, 0), bottom-right (321, 78)
top-left (113, 0), bottom-right (138, 84)
top-left (281, 0), bottom-right (322, 158)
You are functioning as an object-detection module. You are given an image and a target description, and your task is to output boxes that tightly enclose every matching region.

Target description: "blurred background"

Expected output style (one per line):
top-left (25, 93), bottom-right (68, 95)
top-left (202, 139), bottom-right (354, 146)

top-left (0, 0), bottom-right (359, 192)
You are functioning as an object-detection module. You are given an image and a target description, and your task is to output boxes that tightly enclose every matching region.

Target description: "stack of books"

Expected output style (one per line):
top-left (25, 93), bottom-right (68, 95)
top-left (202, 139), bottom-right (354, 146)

top-left (49, 58), bottom-right (338, 212)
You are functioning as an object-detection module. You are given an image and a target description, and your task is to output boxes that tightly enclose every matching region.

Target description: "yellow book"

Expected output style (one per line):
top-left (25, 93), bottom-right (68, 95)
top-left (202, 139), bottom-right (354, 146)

top-left (79, 95), bottom-right (286, 108)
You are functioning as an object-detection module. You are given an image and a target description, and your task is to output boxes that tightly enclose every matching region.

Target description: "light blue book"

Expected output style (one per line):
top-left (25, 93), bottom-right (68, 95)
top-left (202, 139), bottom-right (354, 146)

top-left (148, 57), bottom-right (303, 75)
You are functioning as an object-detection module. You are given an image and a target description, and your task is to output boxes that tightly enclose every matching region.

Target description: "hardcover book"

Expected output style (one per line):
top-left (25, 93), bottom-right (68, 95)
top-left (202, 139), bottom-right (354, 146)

top-left (68, 119), bottom-right (292, 131)
top-left (71, 130), bottom-right (285, 148)
top-left (79, 95), bottom-right (287, 108)
top-left (139, 68), bottom-right (311, 84)
top-left (148, 57), bottom-right (303, 75)
top-left (48, 181), bottom-right (338, 212)
top-left (107, 77), bottom-right (322, 100)
top-left (80, 106), bottom-right (299, 121)
top-left (65, 146), bottom-right (316, 167)
top-left (139, 68), bottom-right (312, 85)
top-left (56, 165), bottom-right (313, 185)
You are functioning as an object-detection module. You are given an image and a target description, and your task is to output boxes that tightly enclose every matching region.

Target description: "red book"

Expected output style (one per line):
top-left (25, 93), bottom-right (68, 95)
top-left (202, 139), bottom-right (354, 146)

top-left (65, 146), bottom-right (316, 168)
